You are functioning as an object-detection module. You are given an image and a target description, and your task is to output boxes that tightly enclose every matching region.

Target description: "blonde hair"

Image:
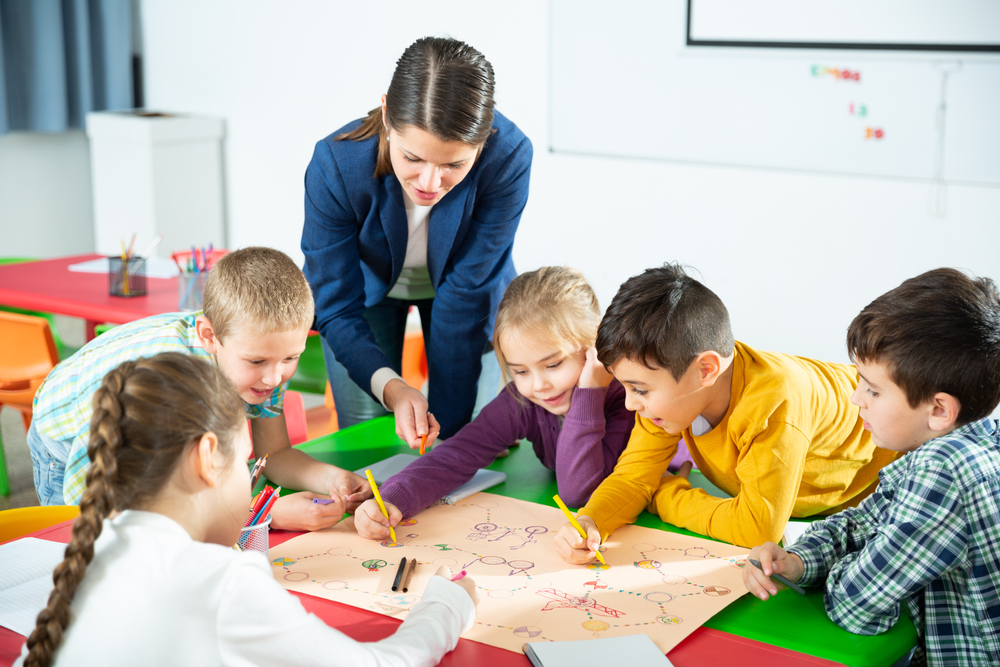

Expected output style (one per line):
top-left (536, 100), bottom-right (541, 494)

top-left (493, 266), bottom-right (602, 385)
top-left (202, 246), bottom-right (314, 342)
top-left (23, 353), bottom-right (245, 667)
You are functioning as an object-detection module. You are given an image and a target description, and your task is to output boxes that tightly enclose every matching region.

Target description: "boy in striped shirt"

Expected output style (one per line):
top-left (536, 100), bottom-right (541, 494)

top-left (29, 247), bottom-right (369, 531)
top-left (744, 268), bottom-right (1000, 666)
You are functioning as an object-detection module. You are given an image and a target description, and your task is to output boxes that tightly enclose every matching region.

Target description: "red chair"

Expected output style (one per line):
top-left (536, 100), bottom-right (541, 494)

top-left (0, 312), bottom-right (61, 496)
top-left (283, 390), bottom-right (308, 446)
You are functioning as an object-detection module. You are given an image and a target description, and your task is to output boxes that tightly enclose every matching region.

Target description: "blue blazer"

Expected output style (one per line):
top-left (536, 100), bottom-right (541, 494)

top-left (302, 110), bottom-right (533, 438)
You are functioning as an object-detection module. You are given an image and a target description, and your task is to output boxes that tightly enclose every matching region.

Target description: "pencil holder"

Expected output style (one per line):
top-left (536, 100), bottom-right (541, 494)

top-left (178, 272), bottom-right (208, 311)
top-left (108, 256), bottom-right (147, 297)
top-left (237, 514), bottom-right (271, 559)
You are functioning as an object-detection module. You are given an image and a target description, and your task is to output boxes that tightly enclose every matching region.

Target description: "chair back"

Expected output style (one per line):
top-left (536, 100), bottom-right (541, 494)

top-left (0, 311), bottom-right (60, 409)
top-left (0, 505), bottom-right (80, 543)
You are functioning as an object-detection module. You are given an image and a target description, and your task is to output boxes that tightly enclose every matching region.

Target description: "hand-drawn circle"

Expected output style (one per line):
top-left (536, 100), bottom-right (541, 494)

top-left (703, 586), bottom-right (731, 596)
top-left (474, 522), bottom-right (498, 532)
top-left (488, 590), bottom-right (514, 599)
top-left (524, 525), bottom-right (548, 536)
top-left (514, 626), bottom-right (542, 638)
top-left (644, 591), bottom-right (675, 603)
top-left (525, 578), bottom-right (553, 589)
top-left (631, 542), bottom-right (658, 552)
top-left (476, 501), bottom-right (499, 509)
top-left (479, 556), bottom-right (507, 566)
top-left (729, 559), bottom-right (746, 569)
top-left (584, 580), bottom-right (608, 589)
top-left (662, 574), bottom-right (687, 585)
top-left (507, 560), bottom-right (534, 570)
top-left (635, 559), bottom-right (661, 570)
top-left (684, 546), bottom-right (710, 558)
top-left (569, 596), bottom-right (590, 606)
top-left (283, 571), bottom-right (310, 582)
top-left (362, 559), bottom-right (387, 570)
top-left (586, 562), bottom-right (609, 571)
top-left (326, 547), bottom-right (352, 557)
top-left (322, 580), bottom-right (348, 591)
top-left (399, 518), bottom-right (418, 526)
top-left (431, 557), bottom-right (458, 567)
top-left (433, 544), bottom-right (457, 551)
top-left (657, 615), bottom-right (683, 625)
top-left (380, 540), bottom-right (404, 548)
top-left (582, 620), bottom-right (609, 632)
top-left (272, 557), bottom-right (296, 567)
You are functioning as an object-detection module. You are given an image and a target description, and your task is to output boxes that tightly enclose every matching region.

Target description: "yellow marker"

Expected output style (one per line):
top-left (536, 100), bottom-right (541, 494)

top-left (365, 469), bottom-right (397, 543)
top-left (553, 494), bottom-right (606, 565)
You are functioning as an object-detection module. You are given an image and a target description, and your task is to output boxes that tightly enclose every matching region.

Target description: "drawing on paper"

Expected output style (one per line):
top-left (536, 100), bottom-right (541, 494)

top-left (269, 493), bottom-right (749, 654)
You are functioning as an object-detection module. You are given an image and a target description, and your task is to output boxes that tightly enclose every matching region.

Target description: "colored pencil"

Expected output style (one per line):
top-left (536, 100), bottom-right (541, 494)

top-left (553, 494), bottom-right (606, 565)
top-left (365, 469), bottom-right (397, 543)
top-left (419, 432), bottom-right (428, 455)
top-left (312, 498), bottom-right (336, 505)
top-left (250, 486), bottom-right (281, 526)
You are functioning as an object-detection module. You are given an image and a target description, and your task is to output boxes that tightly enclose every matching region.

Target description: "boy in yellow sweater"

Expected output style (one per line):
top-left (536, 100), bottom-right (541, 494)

top-left (555, 264), bottom-right (899, 560)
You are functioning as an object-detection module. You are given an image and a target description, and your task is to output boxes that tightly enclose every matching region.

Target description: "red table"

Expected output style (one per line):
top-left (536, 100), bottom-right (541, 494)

top-left (0, 254), bottom-right (181, 342)
top-left (0, 521), bottom-right (842, 667)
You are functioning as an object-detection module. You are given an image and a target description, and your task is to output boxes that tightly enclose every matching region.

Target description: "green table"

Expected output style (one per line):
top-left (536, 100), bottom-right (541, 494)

top-left (290, 416), bottom-right (917, 667)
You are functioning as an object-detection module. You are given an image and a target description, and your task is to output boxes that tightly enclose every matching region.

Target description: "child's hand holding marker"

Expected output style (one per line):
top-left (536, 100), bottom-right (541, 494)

top-left (435, 566), bottom-right (480, 608)
top-left (553, 496), bottom-right (605, 566)
top-left (354, 498), bottom-right (403, 541)
top-left (742, 542), bottom-right (806, 600)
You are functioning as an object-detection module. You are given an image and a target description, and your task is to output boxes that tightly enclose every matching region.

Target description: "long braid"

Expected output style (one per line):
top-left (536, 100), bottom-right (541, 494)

top-left (23, 361), bottom-right (136, 667)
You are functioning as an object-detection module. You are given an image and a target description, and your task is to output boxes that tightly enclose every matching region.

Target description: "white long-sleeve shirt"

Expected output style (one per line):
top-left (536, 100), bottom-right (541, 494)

top-left (15, 511), bottom-right (474, 667)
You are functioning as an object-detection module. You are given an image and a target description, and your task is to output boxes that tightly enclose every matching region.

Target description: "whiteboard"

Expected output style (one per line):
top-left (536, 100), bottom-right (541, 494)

top-left (689, 0), bottom-right (1000, 51)
top-left (550, 1), bottom-right (1000, 184)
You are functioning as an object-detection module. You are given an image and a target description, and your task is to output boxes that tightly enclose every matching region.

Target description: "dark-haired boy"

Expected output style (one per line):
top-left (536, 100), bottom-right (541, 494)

top-left (744, 268), bottom-right (1000, 667)
top-left (554, 264), bottom-right (899, 559)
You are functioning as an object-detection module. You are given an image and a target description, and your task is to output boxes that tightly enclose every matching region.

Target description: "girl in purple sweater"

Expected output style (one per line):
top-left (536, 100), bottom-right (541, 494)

top-left (354, 267), bottom-right (634, 540)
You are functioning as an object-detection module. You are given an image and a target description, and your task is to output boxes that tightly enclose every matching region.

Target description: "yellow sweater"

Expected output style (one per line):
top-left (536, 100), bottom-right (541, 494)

top-left (578, 341), bottom-right (900, 548)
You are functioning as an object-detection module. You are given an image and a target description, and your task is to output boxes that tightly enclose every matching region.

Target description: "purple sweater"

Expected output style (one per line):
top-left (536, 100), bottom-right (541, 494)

top-left (380, 380), bottom-right (634, 517)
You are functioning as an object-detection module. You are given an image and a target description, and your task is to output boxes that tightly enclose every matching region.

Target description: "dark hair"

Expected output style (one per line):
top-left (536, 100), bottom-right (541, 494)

top-left (336, 36), bottom-right (496, 178)
top-left (847, 267), bottom-right (1000, 425)
top-left (596, 264), bottom-right (735, 380)
top-left (23, 353), bottom-right (245, 667)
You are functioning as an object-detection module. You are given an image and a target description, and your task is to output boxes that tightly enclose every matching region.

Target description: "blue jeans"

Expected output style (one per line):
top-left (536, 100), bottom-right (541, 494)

top-left (322, 296), bottom-right (502, 431)
top-left (27, 422), bottom-right (70, 505)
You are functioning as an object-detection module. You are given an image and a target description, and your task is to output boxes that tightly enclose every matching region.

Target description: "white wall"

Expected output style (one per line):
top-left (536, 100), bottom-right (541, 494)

top-left (139, 0), bottom-right (1000, 370)
top-left (0, 131), bottom-right (95, 257)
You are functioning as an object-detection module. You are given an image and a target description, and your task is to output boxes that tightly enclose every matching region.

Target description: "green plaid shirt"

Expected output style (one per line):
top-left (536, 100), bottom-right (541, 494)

top-left (790, 418), bottom-right (1000, 666)
top-left (32, 311), bottom-right (285, 504)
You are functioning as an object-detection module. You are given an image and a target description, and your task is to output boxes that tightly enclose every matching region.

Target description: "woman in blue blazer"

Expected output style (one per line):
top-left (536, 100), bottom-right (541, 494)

top-left (302, 37), bottom-right (533, 447)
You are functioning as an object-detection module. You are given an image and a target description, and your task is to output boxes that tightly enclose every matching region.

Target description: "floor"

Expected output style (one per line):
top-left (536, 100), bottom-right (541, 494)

top-left (0, 316), bottom-right (337, 511)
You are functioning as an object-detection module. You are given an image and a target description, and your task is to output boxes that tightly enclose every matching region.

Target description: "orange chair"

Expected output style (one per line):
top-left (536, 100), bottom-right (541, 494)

top-left (323, 330), bottom-right (428, 434)
top-left (283, 390), bottom-right (309, 446)
top-left (0, 312), bottom-right (61, 496)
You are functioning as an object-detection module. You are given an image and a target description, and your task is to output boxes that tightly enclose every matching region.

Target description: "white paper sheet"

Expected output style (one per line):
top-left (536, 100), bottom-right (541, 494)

top-left (0, 538), bottom-right (66, 636)
top-left (67, 257), bottom-right (180, 279)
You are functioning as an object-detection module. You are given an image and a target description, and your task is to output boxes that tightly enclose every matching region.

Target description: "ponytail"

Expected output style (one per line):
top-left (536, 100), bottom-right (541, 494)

top-left (22, 353), bottom-right (244, 667)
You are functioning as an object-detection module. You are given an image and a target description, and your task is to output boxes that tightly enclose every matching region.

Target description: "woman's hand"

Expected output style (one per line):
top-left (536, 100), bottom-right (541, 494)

top-left (553, 514), bottom-right (603, 564)
top-left (383, 379), bottom-right (441, 449)
top-left (743, 541), bottom-right (805, 601)
top-left (577, 347), bottom-right (614, 389)
top-left (354, 498), bottom-right (402, 541)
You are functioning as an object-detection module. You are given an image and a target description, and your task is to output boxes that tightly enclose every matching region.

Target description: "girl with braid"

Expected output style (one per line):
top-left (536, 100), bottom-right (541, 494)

top-left (15, 353), bottom-right (477, 667)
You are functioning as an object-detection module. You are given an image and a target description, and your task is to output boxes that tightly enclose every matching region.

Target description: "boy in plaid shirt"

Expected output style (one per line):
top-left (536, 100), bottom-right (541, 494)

top-left (743, 268), bottom-right (1000, 666)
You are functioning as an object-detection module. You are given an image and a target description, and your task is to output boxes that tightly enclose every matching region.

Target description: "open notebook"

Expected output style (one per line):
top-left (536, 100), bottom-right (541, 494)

top-left (524, 634), bottom-right (673, 666)
top-left (0, 538), bottom-right (66, 636)
top-left (356, 453), bottom-right (505, 504)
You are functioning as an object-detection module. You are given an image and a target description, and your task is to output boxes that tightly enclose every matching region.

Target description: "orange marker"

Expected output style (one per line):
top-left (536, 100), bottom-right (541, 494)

top-left (419, 432), bottom-right (428, 456)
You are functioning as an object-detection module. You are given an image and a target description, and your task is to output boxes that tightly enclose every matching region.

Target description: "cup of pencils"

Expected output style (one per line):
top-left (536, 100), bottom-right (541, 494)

top-left (237, 514), bottom-right (272, 558)
top-left (108, 255), bottom-right (146, 297)
top-left (173, 246), bottom-right (225, 311)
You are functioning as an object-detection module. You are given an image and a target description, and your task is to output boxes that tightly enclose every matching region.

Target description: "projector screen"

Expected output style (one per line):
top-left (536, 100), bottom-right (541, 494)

top-left (687, 0), bottom-right (1000, 51)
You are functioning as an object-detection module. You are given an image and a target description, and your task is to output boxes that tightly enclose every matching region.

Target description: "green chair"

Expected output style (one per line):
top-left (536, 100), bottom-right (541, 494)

top-left (0, 258), bottom-right (79, 360)
top-left (287, 334), bottom-right (327, 394)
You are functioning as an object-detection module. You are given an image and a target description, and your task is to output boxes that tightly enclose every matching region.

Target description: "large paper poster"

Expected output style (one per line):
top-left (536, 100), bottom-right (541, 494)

top-left (269, 493), bottom-right (750, 654)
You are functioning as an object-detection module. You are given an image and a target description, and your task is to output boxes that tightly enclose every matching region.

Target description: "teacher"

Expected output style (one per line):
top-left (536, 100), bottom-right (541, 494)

top-left (302, 36), bottom-right (533, 448)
